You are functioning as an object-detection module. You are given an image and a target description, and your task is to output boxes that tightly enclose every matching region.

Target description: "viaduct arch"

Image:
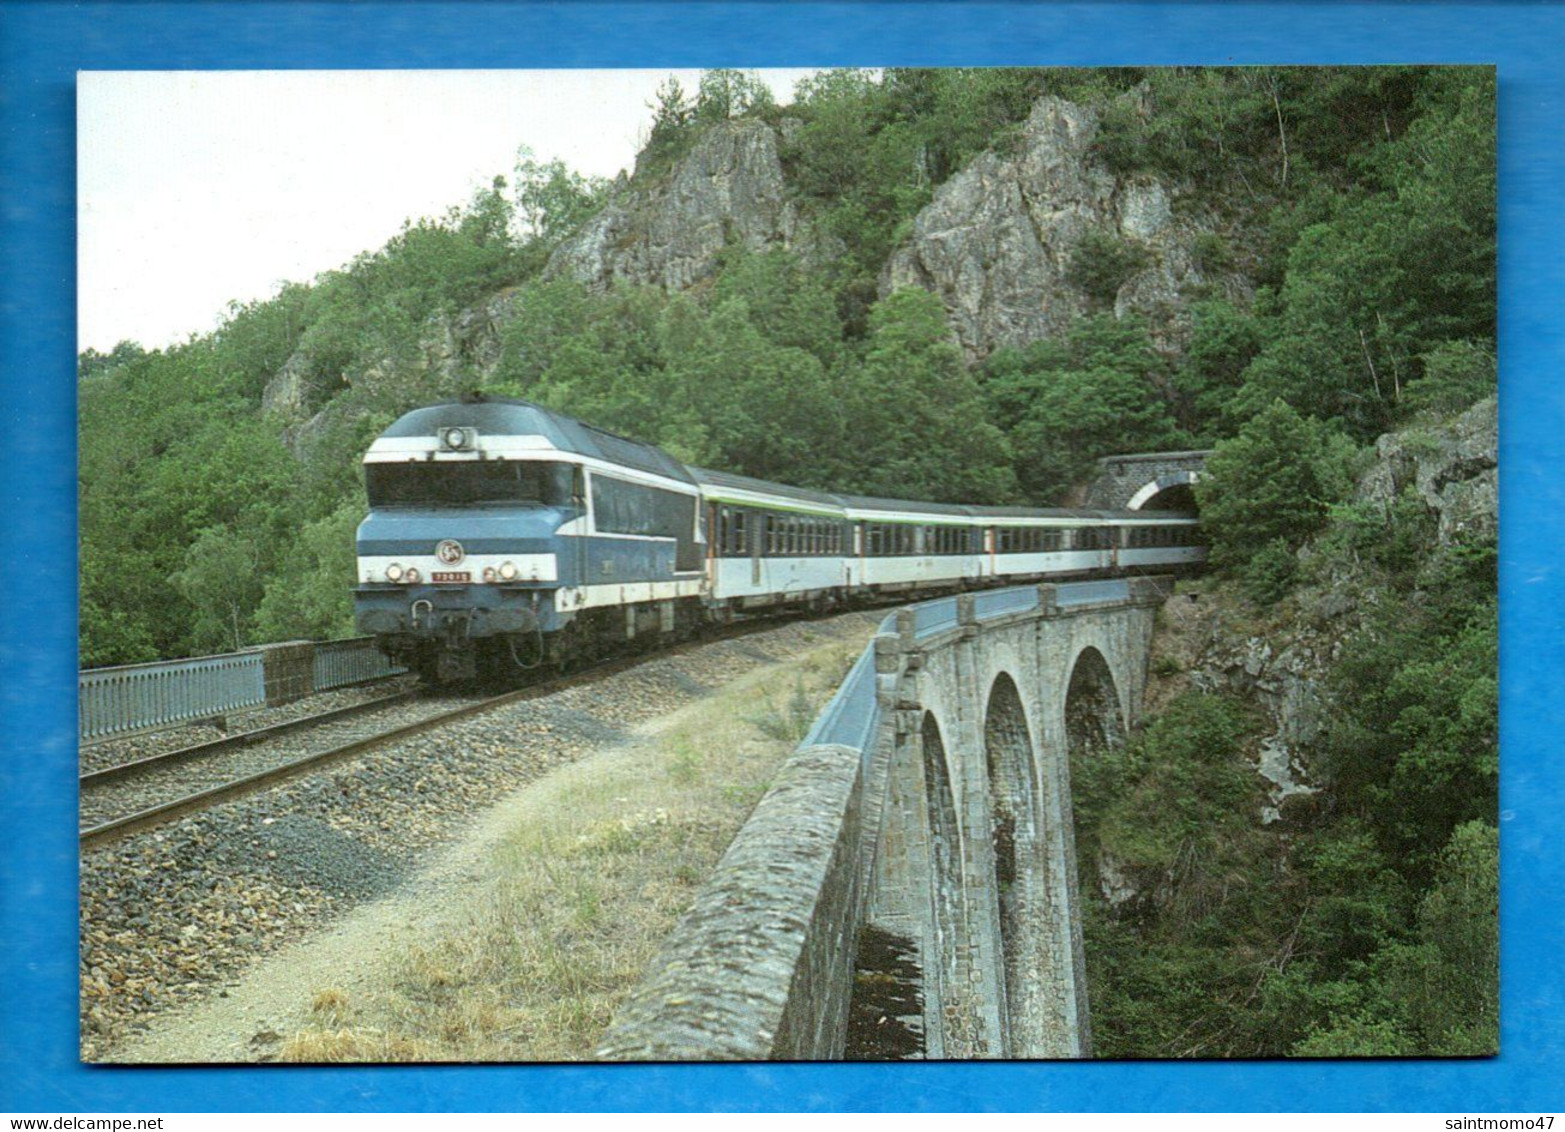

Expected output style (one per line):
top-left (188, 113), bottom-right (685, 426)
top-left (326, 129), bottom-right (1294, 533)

top-left (598, 577), bottom-right (1169, 1061)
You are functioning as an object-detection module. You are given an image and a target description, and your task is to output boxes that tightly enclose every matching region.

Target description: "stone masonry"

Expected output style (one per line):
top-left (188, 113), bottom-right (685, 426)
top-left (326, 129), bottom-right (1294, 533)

top-left (1083, 450), bottom-right (1211, 510)
top-left (597, 577), bottom-right (1169, 1061)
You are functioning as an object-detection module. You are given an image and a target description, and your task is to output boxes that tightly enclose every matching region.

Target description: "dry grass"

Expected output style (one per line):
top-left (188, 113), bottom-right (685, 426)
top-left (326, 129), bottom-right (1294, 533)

top-left (279, 631), bottom-right (869, 1063)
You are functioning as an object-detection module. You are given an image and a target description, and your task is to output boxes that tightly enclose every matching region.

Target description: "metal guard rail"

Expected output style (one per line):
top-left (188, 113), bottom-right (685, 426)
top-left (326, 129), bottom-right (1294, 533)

top-left (80, 637), bottom-right (402, 745)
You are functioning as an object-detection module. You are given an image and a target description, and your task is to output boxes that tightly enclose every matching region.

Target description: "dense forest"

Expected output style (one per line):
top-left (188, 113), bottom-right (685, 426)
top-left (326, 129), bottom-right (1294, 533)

top-left (78, 66), bottom-right (1496, 1056)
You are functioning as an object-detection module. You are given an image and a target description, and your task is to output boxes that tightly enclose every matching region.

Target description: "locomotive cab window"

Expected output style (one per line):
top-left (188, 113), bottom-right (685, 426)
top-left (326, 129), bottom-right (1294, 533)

top-left (366, 459), bottom-right (572, 508)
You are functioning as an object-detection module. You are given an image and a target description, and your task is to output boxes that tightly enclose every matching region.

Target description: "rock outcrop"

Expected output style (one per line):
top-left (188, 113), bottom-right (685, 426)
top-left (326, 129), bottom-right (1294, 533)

top-left (1183, 396), bottom-right (1497, 823)
top-left (1358, 395), bottom-right (1498, 546)
top-left (259, 350), bottom-right (316, 421)
top-left (883, 93), bottom-right (1250, 360)
top-left (545, 119), bottom-right (813, 292)
top-left (1191, 624), bottom-right (1333, 824)
top-left (417, 288), bottom-right (524, 386)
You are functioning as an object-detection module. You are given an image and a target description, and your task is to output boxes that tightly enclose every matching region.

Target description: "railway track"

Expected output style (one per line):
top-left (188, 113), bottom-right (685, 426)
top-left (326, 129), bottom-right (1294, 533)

top-left (79, 689), bottom-right (483, 848)
top-left (78, 622), bottom-right (798, 851)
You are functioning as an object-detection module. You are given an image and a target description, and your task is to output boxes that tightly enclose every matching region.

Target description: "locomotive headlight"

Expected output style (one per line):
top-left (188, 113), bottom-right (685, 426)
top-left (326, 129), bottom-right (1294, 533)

top-left (385, 563), bottom-right (404, 582)
top-left (499, 561), bottom-right (519, 581)
top-left (482, 566), bottom-right (497, 583)
top-left (405, 567), bottom-right (421, 583)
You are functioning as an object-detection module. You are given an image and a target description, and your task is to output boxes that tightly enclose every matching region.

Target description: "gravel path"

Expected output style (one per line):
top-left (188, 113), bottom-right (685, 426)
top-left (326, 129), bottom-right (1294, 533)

top-left (79, 678), bottom-right (418, 775)
top-left (81, 613), bottom-right (881, 1061)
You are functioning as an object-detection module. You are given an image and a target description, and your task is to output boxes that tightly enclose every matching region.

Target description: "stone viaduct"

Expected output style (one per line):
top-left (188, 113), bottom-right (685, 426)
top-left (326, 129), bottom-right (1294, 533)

top-left (598, 576), bottom-right (1172, 1061)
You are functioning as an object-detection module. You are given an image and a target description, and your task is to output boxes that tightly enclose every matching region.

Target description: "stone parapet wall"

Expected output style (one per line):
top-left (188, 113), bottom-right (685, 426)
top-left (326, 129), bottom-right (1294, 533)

top-left (595, 742), bottom-right (868, 1060)
top-left (599, 580), bottom-right (1170, 1061)
top-left (255, 641), bottom-right (315, 707)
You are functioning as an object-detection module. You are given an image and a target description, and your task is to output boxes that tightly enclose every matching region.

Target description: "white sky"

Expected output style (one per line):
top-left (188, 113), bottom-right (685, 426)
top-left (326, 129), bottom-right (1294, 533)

top-left (77, 69), bottom-right (824, 353)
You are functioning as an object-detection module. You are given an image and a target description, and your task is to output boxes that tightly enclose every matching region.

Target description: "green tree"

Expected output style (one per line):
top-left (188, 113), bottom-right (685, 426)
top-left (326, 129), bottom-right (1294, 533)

top-left (1173, 299), bottom-right (1264, 437)
top-left (694, 69), bottom-right (776, 122)
top-left (1195, 400), bottom-right (1360, 597)
top-left (514, 147), bottom-right (609, 242)
top-left (1403, 340), bottom-right (1496, 417)
top-left (1323, 597), bottom-right (1498, 870)
top-left (983, 315), bottom-right (1181, 503)
top-left (170, 527), bottom-right (266, 653)
top-left (709, 247), bottom-right (844, 367)
top-left (1067, 229), bottom-right (1153, 305)
top-left (638, 77), bottom-right (695, 176)
top-left (664, 297), bottom-right (842, 484)
top-left (837, 288), bottom-right (1016, 503)
top-left (254, 500), bottom-right (365, 642)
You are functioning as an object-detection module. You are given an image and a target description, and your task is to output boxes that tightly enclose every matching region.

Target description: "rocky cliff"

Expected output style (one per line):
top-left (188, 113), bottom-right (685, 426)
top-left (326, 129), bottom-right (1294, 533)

top-left (545, 118), bottom-right (823, 292)
top-left (884, 93), bottom-right (1251, 361)
top-left (262, 87), bottom-right (1265, 434)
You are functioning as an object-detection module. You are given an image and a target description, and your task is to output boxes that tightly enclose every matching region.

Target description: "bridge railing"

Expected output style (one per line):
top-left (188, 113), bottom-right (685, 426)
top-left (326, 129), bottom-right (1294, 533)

top-left (802, 645), bottom-right (879, 757)
top-left (79, 637), bottom-right (402, 745)
top-left (312, 636), bottom-right (404, 691)
top-left (79, 652), bottom-right (267, 745)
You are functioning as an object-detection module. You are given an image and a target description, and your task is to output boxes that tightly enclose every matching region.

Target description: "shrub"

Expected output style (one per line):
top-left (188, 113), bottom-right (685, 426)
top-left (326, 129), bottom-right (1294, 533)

top-left (1068, 229), bottom-right (1154, 305)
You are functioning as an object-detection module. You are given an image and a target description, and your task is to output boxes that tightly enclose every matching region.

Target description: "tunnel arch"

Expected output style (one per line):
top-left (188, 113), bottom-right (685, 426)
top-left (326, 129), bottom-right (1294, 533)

top-left (982, 672), bottom-right (1046, 1052)
top-left (1127, 470), bottom-right (1201, 511)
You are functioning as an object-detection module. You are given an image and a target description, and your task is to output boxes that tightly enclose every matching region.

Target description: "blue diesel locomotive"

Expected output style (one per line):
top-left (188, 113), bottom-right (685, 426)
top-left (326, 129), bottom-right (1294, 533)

top-left (353, 395), bottom-right (1204, 681)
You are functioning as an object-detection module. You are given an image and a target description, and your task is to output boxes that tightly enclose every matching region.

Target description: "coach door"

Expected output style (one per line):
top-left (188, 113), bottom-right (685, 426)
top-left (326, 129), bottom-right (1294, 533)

top-left (751, 510), bottom-right (763, 587)
top-left (571, 466), bottom-right (589, 586)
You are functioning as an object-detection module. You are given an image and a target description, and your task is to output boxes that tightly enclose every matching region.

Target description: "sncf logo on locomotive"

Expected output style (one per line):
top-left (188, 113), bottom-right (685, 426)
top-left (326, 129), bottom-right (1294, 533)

top-left (436, 539), bottom-right (465, 566)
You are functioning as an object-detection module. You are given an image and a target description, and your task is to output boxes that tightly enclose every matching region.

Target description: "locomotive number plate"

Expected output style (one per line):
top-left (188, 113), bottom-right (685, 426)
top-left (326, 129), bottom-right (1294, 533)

top-left (431, 571), bottom-right (471, 583)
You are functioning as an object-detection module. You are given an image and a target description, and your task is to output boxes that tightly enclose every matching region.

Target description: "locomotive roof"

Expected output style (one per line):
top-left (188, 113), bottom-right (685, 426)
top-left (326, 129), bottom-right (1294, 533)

top-left (379, 397), bottom-right (694, 484)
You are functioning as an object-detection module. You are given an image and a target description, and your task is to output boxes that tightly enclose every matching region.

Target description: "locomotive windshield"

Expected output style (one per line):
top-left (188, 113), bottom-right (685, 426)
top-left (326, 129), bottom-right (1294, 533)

top-left (365, 459), bottom-right (573, 507)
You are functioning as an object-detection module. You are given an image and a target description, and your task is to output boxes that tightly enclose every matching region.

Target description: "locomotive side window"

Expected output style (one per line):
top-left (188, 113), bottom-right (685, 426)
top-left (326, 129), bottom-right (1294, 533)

top-left (591, 474), bottom-right (702, 571)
